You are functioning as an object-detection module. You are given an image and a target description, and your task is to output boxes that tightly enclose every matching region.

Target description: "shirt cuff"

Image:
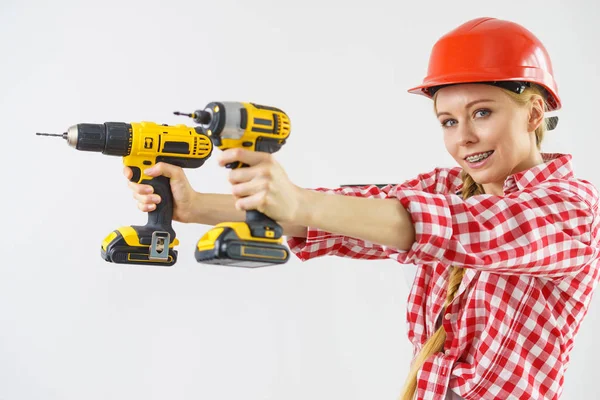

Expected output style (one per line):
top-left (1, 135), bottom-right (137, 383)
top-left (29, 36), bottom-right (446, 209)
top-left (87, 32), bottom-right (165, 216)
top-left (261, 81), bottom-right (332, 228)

top-left (285, 228), bottom-right (339, 261)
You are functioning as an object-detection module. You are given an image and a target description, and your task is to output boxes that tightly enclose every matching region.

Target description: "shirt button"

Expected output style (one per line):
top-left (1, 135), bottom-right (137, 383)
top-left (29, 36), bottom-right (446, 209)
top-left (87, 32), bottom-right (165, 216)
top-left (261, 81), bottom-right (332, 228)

top-left (445, 350), bottom-right (451, 356)
top-left (445, 314), bottom-right (451, 320)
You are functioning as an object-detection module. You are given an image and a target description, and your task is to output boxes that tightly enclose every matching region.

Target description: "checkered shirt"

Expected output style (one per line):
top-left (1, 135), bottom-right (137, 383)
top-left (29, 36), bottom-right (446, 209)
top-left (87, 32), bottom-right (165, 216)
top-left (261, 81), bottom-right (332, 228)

top-left (286, 153), bottom-right (600, 399)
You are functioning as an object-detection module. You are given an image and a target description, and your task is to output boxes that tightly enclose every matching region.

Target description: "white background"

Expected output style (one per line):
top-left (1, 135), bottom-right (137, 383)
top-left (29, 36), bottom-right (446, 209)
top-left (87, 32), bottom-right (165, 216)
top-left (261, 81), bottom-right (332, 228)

top-left (2, 0), bottom-right (600, 399)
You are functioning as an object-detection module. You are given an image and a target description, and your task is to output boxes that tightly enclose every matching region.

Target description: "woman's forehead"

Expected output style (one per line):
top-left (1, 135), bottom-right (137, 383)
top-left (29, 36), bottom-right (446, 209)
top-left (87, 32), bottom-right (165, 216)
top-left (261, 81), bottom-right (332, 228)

top-left (435, 84), bottom-right (506, 110)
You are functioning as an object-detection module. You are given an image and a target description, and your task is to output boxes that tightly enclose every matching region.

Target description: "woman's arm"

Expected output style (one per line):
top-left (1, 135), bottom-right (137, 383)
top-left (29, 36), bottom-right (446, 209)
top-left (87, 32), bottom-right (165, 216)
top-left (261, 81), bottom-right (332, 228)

top-left (185, 188), bottom-right (417, 250)
top-left (190, 192), bottom-right (308, 237)
top-left (285, 167), bottom-right (463, 262)
top-left (295, 189), bottom-right (415, 251)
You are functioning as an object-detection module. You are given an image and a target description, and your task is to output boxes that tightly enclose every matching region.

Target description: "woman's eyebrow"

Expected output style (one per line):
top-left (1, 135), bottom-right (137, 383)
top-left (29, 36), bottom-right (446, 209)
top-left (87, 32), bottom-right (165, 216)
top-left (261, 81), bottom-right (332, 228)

top-left (436, 99), bottom-right (496, 117)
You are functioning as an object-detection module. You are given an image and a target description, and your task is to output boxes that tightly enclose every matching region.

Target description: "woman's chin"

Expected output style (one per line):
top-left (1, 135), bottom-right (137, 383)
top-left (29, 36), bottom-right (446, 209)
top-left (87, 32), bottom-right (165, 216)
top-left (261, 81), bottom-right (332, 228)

top-left (469, 170), bottom-right (508, 192)
top-left (465, 167), bottom-right (493, 182)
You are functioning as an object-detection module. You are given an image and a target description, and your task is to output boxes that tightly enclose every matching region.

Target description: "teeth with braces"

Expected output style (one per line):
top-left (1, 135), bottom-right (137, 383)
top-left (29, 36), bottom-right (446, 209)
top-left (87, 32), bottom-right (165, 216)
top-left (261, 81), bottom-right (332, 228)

top-left (466, 151), bottom-right (493, 162)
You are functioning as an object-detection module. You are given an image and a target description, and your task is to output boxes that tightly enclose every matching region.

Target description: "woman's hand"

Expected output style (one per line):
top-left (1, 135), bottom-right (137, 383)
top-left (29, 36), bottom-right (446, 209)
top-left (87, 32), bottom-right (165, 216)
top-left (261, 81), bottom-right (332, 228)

top-left (218, 149), bottom-right (306, 224)
top-left (123, 162), bottom-right (199, 224)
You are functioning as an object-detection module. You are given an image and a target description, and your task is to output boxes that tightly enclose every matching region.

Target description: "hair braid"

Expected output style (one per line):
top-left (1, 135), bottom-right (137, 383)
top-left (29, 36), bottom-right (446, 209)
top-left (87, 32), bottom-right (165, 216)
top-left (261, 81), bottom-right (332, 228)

top-left (398, 171), bottom-right (482, 400)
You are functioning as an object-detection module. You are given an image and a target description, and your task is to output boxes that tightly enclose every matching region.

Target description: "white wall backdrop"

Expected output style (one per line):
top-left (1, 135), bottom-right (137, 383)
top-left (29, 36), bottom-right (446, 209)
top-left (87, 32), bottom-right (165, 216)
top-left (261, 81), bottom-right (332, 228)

top-left (1, 0), bottom-right (599, 398)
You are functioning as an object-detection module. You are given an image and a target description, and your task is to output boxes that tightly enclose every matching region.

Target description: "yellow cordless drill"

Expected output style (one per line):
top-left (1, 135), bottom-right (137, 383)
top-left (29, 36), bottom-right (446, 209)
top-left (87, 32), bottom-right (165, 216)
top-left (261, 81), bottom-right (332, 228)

top-left (174, 102), bottom-right (292, 268)
top-left (36, 121), bottom-right (213, 266)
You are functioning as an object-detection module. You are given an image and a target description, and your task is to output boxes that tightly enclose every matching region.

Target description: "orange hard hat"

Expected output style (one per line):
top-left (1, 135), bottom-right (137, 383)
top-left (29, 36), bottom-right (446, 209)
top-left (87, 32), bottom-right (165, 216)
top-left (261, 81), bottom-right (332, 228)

top-left (408, 17), bottom-right (561, 112)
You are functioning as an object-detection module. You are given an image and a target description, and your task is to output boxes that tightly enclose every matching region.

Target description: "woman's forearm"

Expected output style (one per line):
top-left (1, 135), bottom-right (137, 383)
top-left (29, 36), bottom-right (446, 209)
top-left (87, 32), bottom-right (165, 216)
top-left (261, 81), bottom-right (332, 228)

top-left (190, 192), bottom-right (308, 237)
top-left (295, 189), bottom-right (415, 251)
top-left (189, 192), bottom-right (243, 225)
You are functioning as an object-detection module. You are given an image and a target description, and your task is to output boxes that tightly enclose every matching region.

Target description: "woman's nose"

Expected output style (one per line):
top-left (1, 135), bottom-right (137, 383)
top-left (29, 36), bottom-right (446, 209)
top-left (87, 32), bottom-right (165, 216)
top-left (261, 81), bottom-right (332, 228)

top-left (457, 123), bottom-right (478, 146)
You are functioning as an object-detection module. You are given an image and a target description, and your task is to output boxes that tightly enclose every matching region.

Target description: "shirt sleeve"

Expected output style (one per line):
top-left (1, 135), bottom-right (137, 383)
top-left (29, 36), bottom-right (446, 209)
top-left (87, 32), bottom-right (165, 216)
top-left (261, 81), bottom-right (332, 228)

top-left (383, 179), bottom-right (600, 277)
top-left (285, 167), bottom-right (462, 261)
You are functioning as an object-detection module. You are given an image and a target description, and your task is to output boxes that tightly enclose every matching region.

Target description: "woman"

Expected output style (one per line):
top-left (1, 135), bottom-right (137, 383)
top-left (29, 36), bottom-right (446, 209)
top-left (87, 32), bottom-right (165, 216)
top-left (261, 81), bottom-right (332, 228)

top-left (126, 17), bottom-right (600, 400)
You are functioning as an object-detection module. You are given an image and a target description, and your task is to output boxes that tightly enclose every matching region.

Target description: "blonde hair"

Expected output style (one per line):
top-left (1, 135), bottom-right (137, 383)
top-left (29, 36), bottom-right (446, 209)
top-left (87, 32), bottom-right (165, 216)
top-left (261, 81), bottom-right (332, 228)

top-left (398, 83), bottom-right (549, 400)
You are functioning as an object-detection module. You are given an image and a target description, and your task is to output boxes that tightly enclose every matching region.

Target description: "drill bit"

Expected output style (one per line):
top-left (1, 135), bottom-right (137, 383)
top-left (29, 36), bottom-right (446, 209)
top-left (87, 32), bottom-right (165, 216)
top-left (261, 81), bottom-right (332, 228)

top-left (173, 111), bottom-right (194, 118)
top-left (174, 110), bottom-right (212, 124)
top-left (36, 132), bottom-right (67, 138)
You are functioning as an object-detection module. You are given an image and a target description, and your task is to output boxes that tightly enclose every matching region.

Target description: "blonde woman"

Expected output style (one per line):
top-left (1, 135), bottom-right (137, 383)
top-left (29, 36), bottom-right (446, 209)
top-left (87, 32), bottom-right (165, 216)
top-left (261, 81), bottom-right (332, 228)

top-left (127, 17), bottom-right (600, 400)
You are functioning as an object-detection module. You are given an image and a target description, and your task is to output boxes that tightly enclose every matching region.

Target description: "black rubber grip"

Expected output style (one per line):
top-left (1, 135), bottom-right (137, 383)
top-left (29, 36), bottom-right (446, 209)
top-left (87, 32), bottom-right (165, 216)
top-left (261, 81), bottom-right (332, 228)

top-left (130, 175), bottom-right (175, 242)
top-left (224, 150), bottom-right (283, 240)
top-left (246, 210), bottom-right (283, 239)
top-left (255, 137), bottom-right (284, 154)
top-left (145, 175), bottom-right (174, 232)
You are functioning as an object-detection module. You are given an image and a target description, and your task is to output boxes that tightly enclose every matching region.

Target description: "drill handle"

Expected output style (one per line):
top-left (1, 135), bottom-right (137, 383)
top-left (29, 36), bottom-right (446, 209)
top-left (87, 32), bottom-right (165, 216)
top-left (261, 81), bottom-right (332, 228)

top-left (226, 161), bottom-right (248, 169)
top-left (138, 175), bottom-right (175, 239)
top-left (246, 210), bottom-right (283, 239)
top-left (224, 151), bottom-right (283, 239)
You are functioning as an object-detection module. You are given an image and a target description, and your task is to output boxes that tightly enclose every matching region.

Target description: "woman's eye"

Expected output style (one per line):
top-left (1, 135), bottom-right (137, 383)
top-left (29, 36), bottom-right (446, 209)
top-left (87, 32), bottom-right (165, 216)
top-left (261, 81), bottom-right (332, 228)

top-left (474, 109), bottom-right (491, 118)
top-left (441, 119), bottom-right (457, 128)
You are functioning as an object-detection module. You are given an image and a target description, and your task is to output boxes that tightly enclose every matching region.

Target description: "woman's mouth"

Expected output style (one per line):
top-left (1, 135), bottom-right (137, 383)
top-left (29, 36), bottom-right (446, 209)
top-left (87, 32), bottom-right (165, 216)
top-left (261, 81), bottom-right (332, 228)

top-left (464, 150), bottom-right (494, 168)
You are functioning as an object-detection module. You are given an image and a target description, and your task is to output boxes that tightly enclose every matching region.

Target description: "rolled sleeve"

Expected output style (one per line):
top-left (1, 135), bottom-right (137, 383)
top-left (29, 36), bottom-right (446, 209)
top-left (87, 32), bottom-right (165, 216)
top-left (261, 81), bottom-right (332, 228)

top-left (384, 181), bottom-right (600, 277)
top-left (286, 228), bottom-right (341, 262)
top-left (383, 190), bottom-right (454, 265)
top-left (286, 230), bottom-right (389, 262)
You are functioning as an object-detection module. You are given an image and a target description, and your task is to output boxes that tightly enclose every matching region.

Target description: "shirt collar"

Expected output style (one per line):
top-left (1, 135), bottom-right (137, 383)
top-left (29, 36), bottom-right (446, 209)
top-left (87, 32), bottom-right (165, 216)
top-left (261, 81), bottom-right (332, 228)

top-left (455, 153), bottom-right (574, 196)
top-left (505, 153), bottom-right (574, 193)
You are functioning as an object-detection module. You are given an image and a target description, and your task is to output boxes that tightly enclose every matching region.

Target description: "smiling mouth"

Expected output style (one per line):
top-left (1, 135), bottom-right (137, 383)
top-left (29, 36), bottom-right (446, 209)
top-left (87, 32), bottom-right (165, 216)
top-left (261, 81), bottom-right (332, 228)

top-left (464, 150), bottom-right (494, 163)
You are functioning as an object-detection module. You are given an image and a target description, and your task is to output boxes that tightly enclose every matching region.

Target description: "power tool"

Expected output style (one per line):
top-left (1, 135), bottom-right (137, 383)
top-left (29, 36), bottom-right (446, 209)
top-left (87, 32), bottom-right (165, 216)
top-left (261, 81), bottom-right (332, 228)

top-left (36, 121), bottom-right (213, 266)
top-left (174, 102), bottom-right (292, 268)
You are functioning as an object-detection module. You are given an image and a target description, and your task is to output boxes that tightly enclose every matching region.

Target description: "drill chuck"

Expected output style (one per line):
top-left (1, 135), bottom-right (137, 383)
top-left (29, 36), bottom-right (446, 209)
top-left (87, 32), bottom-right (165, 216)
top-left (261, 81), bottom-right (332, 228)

top-left (192, 110), bottom-right (212, 125)
top-left (67, 123), bottom-right (132, 156)
top-left (37, 123), bottom-right (132, 156)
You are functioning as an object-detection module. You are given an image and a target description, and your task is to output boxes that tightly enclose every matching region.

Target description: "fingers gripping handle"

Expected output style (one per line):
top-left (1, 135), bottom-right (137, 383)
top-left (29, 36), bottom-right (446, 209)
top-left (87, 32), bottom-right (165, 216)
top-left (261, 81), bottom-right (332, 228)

top-left (129, 175), bottom-right (176, 261)
top-left (225, 154), bottom-right (282, 239)
top-left (142, 175), bottom-right (175, 237)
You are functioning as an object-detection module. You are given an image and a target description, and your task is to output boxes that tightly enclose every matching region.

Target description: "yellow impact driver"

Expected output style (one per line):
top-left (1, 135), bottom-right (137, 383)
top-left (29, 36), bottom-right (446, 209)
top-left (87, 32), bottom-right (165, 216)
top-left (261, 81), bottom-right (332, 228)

top-left (174, 102), bottom-right (291, 268)
top-left (36, 121), bottom-right (213, 266)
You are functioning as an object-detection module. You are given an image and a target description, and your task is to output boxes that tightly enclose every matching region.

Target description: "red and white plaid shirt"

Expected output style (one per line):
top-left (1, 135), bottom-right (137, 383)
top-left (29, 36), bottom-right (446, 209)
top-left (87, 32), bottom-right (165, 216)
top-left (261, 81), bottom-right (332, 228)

top-left (286, 153), bottom-right (600, 399)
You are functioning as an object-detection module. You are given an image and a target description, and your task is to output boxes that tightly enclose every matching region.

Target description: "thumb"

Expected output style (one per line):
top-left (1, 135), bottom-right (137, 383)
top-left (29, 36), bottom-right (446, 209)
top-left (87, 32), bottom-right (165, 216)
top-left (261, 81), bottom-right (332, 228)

top-left (123, 166), bottom-right (133, 180)
top-left (144, 162), bottom-right (184, 180)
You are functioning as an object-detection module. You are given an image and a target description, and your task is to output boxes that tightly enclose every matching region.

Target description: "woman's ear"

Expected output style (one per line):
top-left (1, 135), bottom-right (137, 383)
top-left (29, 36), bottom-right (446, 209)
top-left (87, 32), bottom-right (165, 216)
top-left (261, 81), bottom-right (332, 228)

top-left (528, 96), bottom-right (545, 132)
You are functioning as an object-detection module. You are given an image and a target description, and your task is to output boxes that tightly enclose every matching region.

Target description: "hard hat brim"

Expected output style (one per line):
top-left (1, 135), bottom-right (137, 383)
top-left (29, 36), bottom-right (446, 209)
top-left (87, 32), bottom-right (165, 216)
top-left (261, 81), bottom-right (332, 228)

top-left (407, 68), bottom-right (561, 111)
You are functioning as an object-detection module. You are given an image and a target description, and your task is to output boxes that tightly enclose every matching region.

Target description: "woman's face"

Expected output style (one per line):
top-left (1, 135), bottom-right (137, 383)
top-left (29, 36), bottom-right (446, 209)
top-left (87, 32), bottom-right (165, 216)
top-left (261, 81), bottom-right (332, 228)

top-left (435, 84), bottom-right (543, 196)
